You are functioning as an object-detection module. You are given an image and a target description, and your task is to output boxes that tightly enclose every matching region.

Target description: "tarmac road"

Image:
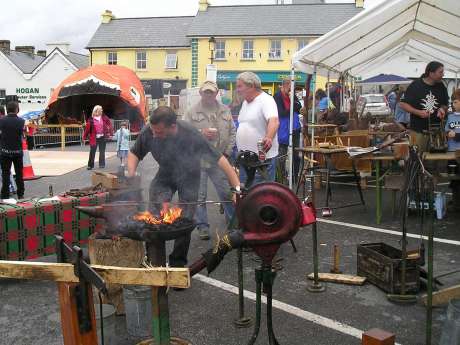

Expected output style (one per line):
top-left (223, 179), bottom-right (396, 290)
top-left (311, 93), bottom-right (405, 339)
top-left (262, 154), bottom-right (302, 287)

top-left (1, 143), bottom-right (458, 345)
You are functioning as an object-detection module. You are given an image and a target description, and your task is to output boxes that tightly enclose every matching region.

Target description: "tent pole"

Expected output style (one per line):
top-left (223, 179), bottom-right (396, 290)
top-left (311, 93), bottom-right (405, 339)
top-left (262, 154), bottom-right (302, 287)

top-left (456, 71), bottom-right (458, 89)
top-left (288, 66), bottom-right (295, 189)
top-left (340, 73), bottom-right (344, 112)
top-left (307, 64), bottom-right (324, 293)
top-left (326, 71), bottom-right (330, 110)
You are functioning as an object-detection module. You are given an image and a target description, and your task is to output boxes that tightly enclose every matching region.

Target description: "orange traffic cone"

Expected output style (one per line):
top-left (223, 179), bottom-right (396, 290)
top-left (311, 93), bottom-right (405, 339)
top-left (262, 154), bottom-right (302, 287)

top-left (22, 138), bottom-right (40, 180)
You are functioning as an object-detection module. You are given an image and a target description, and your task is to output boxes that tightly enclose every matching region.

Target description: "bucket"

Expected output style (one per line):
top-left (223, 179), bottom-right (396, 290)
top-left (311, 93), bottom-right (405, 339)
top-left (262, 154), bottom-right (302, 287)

top-left (95, 304), bottom-right (116, 345)
top-left (440, 298), bottom-right (460, 345)
top-left (123, 285), bottom-right (153, 338)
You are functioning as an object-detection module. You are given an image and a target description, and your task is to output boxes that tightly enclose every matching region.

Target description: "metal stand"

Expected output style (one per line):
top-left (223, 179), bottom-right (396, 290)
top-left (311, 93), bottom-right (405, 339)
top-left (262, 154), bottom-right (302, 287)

top-left (146, 240), bottom-right (191, 345)
top-left (234, 247), bottom-right (253, 328)
top-left (306, 174), bottom-right (325, 293)
top-left (247, 264), bottom-right (280, 345)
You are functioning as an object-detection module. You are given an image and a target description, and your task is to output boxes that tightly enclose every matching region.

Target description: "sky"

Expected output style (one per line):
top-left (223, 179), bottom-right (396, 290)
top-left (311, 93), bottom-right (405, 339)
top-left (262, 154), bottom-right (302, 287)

top-left (0, 0), bottom-right (385, 54)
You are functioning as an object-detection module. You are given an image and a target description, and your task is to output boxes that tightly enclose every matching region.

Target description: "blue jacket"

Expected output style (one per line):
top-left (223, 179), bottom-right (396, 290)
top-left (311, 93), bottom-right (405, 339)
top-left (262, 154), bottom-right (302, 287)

top-left (273, 90), bottom-right (301, 145)
top-left (114, 128), bottom-right (130, 151)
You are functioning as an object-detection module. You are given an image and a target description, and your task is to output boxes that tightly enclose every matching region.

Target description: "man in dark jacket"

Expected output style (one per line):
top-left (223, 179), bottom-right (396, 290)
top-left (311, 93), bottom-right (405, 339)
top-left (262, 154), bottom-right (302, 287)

top-left (273, 79), bottom-right (302, 183)
top-left (0, 101), bottom-right (25, 199)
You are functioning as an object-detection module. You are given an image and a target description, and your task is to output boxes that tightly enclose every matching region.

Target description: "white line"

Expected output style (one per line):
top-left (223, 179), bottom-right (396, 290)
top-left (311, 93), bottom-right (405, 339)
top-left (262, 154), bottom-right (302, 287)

top-left (194, 274), bottom-right (402, 345)
top-left (317, 218), bottom-right (460, 246)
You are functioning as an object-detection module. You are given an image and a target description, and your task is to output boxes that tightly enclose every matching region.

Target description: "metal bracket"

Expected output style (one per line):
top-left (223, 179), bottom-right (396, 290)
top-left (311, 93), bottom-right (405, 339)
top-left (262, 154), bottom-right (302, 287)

top-left (55, 235), bottom-right (107, 333)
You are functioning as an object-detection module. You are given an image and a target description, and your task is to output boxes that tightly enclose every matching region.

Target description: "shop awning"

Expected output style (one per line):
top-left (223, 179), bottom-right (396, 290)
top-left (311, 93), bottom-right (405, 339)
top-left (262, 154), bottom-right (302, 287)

top-left (217, 71), bottom-right (309, 83)
top-left (47, 64), bottom-right (146, 119)
top-left (292, 0), bottom-right (460, 77)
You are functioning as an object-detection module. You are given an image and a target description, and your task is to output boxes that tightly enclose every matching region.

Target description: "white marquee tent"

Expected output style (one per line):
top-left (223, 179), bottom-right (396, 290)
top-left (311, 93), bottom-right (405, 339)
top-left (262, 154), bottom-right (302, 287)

top-left (292, 0), bottom-right (460, 77)
top-left (286, 0), bottom-right (460, 188)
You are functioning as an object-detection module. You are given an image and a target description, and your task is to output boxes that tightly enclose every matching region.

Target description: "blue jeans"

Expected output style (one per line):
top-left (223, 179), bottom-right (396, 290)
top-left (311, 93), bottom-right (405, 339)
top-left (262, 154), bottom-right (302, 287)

top-left (239, 157), bottom-right (277, 187)
top-left (195, 165), bottom-right (235, 232)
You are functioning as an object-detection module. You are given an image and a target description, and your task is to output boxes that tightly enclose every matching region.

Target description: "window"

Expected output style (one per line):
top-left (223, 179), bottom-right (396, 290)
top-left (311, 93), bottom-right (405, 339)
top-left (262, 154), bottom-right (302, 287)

top-left (214, 40), bottom-right (226, 60)
top-left (165, 51), bottom-right (178, 69)
top-left (107, 51), bottom-right (117, 65)
top-left (269, 40), bottom-right (282, 59)
top-left (136, 51), bottom-right (147, 70)
top-left (242, 40), bottom-right (254, 60)
top-left (298, 39), bottom-right (309, 51)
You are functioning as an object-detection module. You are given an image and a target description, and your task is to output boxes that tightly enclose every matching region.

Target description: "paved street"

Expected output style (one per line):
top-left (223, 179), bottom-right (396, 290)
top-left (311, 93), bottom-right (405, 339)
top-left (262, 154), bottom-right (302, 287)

top-left (1, 143), bottom-right (459, 345)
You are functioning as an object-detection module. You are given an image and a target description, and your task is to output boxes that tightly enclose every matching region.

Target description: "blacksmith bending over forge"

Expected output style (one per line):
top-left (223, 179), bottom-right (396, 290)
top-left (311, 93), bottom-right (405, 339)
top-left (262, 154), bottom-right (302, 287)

top-left (127, 106), bottom-right (240, 268)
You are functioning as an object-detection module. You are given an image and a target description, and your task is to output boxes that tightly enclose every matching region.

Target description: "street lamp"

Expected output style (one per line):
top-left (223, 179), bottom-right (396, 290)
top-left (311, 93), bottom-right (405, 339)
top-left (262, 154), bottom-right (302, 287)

top-left (208, 36), bottom-right (216, 64)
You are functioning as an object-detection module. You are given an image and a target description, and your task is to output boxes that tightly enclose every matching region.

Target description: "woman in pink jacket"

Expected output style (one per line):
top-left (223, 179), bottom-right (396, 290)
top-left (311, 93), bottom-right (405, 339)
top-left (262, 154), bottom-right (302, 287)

top-left (83, 105), bottom-right (113, 170)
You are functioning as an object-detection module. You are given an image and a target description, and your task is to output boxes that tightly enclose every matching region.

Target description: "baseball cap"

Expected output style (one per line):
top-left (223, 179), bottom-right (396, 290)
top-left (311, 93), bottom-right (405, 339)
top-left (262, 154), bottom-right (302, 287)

top-left (200, 80), bottom-right (218, 93)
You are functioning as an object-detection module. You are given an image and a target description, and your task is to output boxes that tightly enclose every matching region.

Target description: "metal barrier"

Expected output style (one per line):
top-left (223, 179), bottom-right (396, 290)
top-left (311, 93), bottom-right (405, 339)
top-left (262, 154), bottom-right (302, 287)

top-left (33, 125), bottom-right (83, 150)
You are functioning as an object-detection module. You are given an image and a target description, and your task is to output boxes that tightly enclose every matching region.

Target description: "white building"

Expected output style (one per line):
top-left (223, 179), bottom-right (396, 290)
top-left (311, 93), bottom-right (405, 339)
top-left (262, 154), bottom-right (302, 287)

top-left (0, 40), bottom-right (88, 114)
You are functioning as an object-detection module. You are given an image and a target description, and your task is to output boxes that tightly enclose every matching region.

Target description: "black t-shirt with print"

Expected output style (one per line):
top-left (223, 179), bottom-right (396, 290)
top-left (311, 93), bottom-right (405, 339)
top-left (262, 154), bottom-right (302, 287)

top-left (131, 120), bottom-right (222, 184)
top-left (400, 78), bottom-right (449, 132)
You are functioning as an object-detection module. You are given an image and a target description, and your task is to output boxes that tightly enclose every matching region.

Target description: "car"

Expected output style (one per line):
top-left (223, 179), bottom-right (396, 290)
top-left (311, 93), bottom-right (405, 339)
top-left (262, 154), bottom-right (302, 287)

top-left (356, 94), bottom-right (391, 118)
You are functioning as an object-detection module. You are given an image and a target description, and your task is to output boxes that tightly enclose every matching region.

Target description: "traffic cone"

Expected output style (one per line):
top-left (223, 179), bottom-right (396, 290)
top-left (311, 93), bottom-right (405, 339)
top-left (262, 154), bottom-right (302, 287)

top-left (22, 138), bottom-right (40, 180)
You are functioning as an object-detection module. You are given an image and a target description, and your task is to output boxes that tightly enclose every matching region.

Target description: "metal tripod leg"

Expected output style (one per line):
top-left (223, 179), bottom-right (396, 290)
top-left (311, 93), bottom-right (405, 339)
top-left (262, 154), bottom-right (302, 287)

top-left (247, 268), bottom-right (263, 345)
top-left (265, 267), bottom-right (280, 345)
top-left (352, 160), bottom-right (365, 206)
top-left (234, 248), bottom-right (252, 327)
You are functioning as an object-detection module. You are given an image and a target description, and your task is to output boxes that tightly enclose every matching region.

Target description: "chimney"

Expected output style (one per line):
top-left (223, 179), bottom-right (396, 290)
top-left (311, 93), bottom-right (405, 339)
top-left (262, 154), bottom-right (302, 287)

top-left (101, 10), bottom-right (114, 23)
top-left (0, 40), bottom-right (10, 54)
top-left (198, 0), bottom-right (209, 11)
top-left (37, 50), bottom-right (47, 57)
top-left (355, 0), bottom-right (364, 8)
top-left (46, 42), bottom-right (70, 56)
top-left (15, 45), bottom-right (35, 55)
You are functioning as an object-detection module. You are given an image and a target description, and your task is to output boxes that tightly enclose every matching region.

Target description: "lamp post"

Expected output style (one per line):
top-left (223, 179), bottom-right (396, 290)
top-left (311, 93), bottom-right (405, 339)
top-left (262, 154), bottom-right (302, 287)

top-left (208, 36), bottom-right (216, 65)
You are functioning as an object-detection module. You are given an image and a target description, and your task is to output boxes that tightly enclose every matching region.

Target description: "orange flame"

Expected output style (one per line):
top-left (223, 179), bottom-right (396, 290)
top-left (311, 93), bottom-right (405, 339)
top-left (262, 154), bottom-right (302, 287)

top-left (132, 206), bottom-right (182, 225)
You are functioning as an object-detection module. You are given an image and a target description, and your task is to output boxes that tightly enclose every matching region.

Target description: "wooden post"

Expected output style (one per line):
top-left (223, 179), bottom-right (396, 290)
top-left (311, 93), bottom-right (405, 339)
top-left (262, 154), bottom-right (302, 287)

top-left (362, 329), bottom-right (395, 345)
top-left (58, 282), bottom-right (98, 345)
top-left (61, 125), bottom-right (66, 151)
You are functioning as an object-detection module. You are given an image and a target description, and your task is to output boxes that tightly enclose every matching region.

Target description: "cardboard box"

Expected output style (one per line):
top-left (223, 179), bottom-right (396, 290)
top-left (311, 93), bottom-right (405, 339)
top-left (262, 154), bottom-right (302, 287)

top-left (91, 171), bottom-right (141, 190)
top-left (92, 172), bottom-right (119, 189)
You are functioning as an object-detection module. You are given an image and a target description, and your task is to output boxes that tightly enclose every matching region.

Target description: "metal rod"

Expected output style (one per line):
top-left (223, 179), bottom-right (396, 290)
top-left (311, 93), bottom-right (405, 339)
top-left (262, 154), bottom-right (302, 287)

top-left (426, 187), bottom-right (434, 345)
top-left (288, 66), bottom-right (295, 190)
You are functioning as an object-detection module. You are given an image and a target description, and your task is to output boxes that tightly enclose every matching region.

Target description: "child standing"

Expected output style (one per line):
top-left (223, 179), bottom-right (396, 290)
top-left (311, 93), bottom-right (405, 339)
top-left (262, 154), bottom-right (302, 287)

top-left (114, 122), bottom-right (130, 167)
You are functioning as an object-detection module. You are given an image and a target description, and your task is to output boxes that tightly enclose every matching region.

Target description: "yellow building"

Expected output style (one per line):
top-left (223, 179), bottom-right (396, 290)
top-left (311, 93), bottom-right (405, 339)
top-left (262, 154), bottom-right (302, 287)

top-left (87, 1), bottom-right (363, 98)
top-left (87, 11), bottom-right (194, 98)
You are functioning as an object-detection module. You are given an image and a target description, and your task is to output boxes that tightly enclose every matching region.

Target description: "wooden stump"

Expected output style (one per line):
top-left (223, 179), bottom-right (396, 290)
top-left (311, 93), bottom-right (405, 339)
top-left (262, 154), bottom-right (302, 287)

top-left (88, 235), bottom-right (145, 315)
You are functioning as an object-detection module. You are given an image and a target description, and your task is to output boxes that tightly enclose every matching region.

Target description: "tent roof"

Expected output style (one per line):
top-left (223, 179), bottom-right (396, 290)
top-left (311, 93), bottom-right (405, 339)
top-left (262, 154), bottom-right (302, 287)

top-left (357, 73), bottom-right (412, 85)
top-left (292, 0), bottom-right (460, 77)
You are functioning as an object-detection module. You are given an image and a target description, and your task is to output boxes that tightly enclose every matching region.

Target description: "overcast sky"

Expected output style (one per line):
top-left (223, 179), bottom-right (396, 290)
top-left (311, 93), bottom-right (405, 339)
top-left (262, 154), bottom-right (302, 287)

top-left (0, 0), bottom-right (385, 54)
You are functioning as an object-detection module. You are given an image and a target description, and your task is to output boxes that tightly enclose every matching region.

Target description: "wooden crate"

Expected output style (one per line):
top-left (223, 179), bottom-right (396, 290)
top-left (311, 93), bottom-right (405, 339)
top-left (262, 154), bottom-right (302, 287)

top-left (357, 243), bottom-right (420, 294)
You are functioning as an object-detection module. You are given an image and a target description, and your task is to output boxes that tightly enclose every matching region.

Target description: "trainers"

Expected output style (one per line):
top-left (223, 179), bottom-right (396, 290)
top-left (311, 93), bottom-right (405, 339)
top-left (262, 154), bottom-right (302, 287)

top-left (198, 228), bottom-right (210, 240)
top-left (87, 166), bottom-right (93, 170)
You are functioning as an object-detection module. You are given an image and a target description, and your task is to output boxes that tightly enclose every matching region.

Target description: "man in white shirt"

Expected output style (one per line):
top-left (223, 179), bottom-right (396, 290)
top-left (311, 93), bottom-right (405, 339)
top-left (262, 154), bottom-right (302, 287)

top-left (236, 71), bottom-right (279, 185)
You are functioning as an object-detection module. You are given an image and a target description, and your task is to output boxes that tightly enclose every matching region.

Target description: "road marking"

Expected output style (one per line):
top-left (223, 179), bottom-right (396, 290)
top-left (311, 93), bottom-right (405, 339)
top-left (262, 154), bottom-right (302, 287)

top-left (194, 274), bottom-right (402, 344)
top-left (317, 218), bottom-right (460, 246)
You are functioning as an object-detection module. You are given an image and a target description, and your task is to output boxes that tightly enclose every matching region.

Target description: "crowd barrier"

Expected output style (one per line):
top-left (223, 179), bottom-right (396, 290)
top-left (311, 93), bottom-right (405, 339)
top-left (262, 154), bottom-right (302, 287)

top-left (32, 124), bottom-right (84, 150)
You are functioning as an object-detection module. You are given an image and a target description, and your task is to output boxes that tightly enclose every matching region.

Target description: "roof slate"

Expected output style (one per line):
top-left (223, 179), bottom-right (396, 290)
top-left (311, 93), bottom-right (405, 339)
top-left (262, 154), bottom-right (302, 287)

top-left (86, 16), bottom-right (194, 48)
top-left (187, 4), bottom-right (362, 37)
top-left (2, 49), bottom-right (89, 74)
top-left (5, 51), bottom-right (45, 74)
top-left (67, 52), bottom-right (89, 69)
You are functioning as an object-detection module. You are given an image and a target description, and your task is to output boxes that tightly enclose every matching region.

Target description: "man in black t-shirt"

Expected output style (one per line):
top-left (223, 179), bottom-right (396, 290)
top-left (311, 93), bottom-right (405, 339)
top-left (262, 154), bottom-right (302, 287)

top-left (400, 61), bottom-right (449, 152)
top-left (128, 106), bottom-right (240, 267)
